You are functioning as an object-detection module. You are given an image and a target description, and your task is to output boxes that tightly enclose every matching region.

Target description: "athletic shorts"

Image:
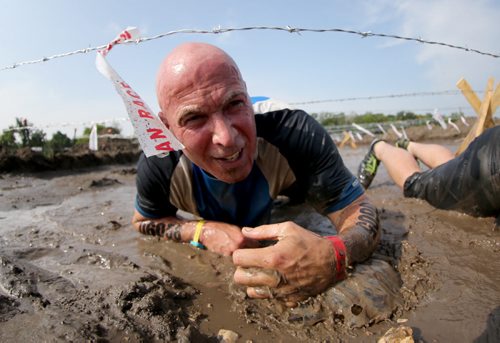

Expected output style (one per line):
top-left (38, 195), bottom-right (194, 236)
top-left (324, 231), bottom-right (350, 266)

top-left (403, 126), bottom-right (500, 217)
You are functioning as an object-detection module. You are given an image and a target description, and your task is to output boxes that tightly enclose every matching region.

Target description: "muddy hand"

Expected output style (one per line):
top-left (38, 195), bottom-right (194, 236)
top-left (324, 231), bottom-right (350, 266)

top-left (200, 222), bottom-right (260, 256)
top-left (233, 267), bottom-right (300, 307)
top-left (232, 221), bottom-right (337, 306)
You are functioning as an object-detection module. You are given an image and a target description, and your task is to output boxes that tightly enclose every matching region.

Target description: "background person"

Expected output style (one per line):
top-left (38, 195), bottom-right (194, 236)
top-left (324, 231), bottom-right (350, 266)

top-left (358, 126), bottom-right (500, 219)
top-left (132, 42), bottom-right (381, 305)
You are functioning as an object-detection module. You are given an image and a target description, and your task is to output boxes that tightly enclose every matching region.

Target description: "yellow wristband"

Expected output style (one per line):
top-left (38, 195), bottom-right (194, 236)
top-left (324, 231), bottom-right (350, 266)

top-left (190, 220), bottom-right (206, 249)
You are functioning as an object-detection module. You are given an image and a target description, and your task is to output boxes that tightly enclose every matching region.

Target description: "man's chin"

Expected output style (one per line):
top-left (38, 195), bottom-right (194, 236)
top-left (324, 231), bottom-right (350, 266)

top-left (211, 167), bottom-right (252, 184)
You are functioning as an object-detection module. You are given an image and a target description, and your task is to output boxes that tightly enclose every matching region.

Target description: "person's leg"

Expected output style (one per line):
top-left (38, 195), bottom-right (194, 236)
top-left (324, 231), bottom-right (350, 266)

top-left (373, 142), bottom-right (421, 189)
top-left (403, 126), bottom-right (500, 217)
top-left (406, 142), bottom-right (455, 169)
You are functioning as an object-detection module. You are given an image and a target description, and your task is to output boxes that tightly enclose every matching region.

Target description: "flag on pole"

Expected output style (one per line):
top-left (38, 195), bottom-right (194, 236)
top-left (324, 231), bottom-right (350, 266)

top-left (89, 124), bottom-right (98, 151)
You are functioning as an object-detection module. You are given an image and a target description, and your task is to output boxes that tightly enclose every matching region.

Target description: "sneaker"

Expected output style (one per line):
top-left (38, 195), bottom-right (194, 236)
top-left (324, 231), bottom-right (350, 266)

top-left (395, 138), bottom-right (410, 150)
top-left (357, 139), bottom-right (383, 189)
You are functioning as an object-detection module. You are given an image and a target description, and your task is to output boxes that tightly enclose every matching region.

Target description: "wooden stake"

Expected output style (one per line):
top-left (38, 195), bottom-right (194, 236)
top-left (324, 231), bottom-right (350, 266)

top-left (338, 131), bottom-right (357, 149)
top-left (455, 77), bottom-right (497, 155)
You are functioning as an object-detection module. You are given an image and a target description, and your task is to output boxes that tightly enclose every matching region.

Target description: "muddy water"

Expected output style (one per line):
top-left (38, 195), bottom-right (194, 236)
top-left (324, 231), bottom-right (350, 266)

top-left (0, 143), bottom-right (498, 342)
top-left (342, 142), bottom-right (500, 342)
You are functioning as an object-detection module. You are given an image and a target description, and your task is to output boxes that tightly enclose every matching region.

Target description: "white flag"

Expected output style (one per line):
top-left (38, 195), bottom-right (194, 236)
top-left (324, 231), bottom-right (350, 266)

top-left (426, 120), bottom-right (433, 130)
top-left (401, 126), bottom-right (408, 139)
top-left (390, 124), bottom-right (403, 138)
top-left (89, 124), bottom-right (98, 151)
top-left (352, 123), bottom-right (375, 137)
top-left (448, 118), bottom-right (460, 133)
top-left (377, 124), bottom-right (387, 135)
top-left (460, 116), bottom-right (470, 126)
top-left (433, 109), bottom-right (448, 129)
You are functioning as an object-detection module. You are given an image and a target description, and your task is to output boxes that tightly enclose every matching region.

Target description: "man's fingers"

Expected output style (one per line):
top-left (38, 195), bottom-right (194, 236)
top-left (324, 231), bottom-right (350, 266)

top-left (247, 286), bottom-right (273, 299)
top-left (246, 285), bottom-right (307, 302)
top-left (233, 223), bottom-right (295, 268)
top-left (233, 267), bottom-right (281, 287)
top-left (232, 244), bottom-right (277, 269)
top-left (240, 223), bottom-right (288, 241)
top-left (242, 238), bottom-right (261, 249)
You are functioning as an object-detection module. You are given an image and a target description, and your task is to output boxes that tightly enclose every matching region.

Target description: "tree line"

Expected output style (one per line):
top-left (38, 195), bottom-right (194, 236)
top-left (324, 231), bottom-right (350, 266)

top-left (0, 118), bottom-right (121, 155)
top-left (311, 110), bottom-right (465, 127)
top-left (1, 110), bottom-right (465, 153)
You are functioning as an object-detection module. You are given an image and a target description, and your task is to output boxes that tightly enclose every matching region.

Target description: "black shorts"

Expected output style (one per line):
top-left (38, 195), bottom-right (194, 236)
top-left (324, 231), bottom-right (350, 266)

top-left (403, 126), bottom-right (500, 217)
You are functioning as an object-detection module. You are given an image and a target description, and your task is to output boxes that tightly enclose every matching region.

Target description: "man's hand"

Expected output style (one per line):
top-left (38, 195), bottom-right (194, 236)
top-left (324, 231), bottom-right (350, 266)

top-left (200, 221), bottom-right (260, 256)
top-left (232, 221), bottom-right (337, 306)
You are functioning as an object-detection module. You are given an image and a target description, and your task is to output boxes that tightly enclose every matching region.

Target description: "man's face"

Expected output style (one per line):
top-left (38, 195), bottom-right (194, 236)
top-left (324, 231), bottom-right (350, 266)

top-left (162, 63), bottom-right (256, 184)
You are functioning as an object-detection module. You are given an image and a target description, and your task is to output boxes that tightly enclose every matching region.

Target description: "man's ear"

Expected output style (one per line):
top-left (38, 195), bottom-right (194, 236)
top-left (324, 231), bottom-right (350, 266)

top-left (158, 111), bottom-right (170, 129)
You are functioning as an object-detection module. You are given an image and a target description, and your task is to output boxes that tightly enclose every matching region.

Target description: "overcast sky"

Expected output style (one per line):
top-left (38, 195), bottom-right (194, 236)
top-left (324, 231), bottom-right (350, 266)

top-left (1, 0), bottom-right (499, 137)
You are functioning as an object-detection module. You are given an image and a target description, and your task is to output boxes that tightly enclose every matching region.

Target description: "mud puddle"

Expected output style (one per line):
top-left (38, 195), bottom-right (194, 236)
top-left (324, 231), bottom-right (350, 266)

top-left (0, 142), bottom-right (498, 342)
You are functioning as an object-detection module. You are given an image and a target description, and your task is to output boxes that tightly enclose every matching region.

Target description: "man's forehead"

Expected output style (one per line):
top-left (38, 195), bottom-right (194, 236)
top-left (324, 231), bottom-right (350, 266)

top-left (173, 88), bottom-right (247, 115)
top-left (158, 44), bottom-right (249, 115)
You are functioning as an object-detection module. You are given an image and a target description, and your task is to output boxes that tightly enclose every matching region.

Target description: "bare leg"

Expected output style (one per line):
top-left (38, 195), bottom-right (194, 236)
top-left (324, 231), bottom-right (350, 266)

top-left (373, 142), bottom-right (421, 190)
top-left (407, 142), bottom-right (455, 169)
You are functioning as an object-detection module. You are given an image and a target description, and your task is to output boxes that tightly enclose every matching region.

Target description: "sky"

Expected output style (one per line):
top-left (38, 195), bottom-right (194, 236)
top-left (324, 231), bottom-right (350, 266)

top-left (0, 0), bottom-right (499, 138)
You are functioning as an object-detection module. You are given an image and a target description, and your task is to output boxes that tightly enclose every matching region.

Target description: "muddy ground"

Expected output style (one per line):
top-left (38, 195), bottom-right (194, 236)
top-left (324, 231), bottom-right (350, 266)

top-left (0, 123), bottom-right (499, 342)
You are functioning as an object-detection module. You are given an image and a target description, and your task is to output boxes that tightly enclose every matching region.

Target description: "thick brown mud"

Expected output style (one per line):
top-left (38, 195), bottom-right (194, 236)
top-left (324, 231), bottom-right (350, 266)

top-left (0, 136), bottom-right (498, 342)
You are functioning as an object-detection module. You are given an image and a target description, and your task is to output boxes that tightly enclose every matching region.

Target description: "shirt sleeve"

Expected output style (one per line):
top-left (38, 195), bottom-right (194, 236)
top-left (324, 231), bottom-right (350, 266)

top-left (135, 152), bottom-right (179, 219)
top-left (256, 109), bottom-right (364, 215)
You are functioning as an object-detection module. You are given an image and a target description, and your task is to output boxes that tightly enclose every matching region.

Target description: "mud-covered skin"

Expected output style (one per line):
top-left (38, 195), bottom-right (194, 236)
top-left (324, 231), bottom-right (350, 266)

top-left (325, 195), bottom-right (381, 270)
top-left (338, 199), bottom-right (381, 263)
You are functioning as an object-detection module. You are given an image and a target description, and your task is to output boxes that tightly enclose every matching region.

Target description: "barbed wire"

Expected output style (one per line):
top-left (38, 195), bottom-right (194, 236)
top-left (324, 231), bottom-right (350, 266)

top-left (2, 25), bottom-right (499, 71)
top-left (289, 89), bottom-right (480, 105)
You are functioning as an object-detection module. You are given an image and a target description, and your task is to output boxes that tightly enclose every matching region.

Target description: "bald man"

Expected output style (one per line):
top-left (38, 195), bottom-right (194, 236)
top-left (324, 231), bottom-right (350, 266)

top-left (132, 42), bottom-right (380, 306)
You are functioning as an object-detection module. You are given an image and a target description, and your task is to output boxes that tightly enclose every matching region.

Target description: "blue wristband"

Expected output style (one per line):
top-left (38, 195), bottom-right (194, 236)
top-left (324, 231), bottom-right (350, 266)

top-left (190, 240), bottom-right (206, 249)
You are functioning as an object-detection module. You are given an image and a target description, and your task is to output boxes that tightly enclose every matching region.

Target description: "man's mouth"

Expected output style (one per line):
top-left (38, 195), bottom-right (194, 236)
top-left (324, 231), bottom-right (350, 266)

top-left (216, 150), bottom-right (241, 161)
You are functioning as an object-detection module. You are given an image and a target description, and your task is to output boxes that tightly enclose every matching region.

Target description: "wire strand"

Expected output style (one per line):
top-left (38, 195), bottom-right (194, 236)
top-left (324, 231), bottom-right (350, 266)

top-left (289, 89), bottom-right (480, 105)
top-left (2, 25), bottom-right (498, 71)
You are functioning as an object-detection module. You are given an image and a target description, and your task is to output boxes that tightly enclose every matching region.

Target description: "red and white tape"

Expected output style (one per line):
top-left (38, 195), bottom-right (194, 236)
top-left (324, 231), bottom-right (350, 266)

top-left (96, 27), bottom-right (184, 158)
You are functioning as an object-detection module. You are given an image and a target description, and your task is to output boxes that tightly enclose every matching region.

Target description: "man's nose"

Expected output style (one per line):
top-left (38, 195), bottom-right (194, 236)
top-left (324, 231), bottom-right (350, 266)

top-left (212, 114), bottom-right (237, 146)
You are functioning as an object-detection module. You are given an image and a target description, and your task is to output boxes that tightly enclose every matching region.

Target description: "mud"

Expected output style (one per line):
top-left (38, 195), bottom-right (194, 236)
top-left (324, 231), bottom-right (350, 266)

top-left (0, 134), bottom-right (499, 342)
top-left (0, 137), bottom-right (141, 173)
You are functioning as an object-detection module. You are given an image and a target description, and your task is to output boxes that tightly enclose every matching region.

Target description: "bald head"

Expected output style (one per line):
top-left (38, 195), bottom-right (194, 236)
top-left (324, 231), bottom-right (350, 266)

top-left (156, 42), bottom-right (245, 115)
top-left (154, 42), bottom-right (256, 183)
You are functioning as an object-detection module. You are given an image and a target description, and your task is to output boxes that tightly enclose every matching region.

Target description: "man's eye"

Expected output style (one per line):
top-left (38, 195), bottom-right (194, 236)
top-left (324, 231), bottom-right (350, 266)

top-left (228, 99), bottom-right (245, 109)
top-left (183, 115), bottom-right (205, 126)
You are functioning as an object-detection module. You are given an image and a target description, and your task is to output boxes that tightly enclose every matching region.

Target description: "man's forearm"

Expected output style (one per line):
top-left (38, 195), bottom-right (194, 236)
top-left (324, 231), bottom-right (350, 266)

top-left (137, 220), bottom-right (185, 241)
top-left (329, 196), bottom-right (380, 264)
top-left (132, 212), bottom-right (197, 243)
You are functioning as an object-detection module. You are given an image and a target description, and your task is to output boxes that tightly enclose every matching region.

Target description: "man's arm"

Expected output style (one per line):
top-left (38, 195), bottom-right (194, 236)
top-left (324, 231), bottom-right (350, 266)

top-left (232, 194), bottom-right (380, 305)
top-left (132, 210), bottom-right (258, 256)
top-left (328, 194), bottom-right (380, 264)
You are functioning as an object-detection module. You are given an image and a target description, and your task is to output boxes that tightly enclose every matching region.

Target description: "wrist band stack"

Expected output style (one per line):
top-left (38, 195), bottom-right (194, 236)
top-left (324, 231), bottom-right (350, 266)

top-left (325, 236), bottom-right (348, 281)
top-left (190, 220), bottom-right (206, 249)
